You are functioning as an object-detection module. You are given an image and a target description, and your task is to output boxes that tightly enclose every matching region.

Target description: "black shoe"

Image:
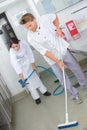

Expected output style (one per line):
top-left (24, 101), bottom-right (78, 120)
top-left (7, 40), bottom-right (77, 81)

top-left (35, 98), bottom-right (41, 104)
top-left (43, 91), bottom-right (51, 96)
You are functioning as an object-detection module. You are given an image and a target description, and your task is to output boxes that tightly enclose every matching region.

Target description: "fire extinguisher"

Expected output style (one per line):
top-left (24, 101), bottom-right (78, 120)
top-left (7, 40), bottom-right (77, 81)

top-left (66, 20), bottom-right (81, 40)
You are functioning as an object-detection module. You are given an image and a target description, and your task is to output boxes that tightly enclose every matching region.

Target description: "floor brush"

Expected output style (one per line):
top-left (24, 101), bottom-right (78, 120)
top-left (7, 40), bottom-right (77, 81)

top-left (57, 37), bottom-right (78, 129)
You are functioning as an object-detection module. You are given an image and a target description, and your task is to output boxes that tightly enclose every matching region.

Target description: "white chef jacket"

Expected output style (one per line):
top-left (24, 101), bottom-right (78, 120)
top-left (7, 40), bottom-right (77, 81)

top-left (27, 13), bottom-right (69, 65)
top-left (10, 40), bottom-right (35, 75)
top-left (10, 40), bottom-right (47, 92)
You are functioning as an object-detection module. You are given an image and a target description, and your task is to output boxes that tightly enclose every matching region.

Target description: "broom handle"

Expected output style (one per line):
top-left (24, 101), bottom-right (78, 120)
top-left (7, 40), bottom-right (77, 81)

top-left (62, 68), bottom-right (69, 123)
top-left (58, 37), bottom-right (69, 123)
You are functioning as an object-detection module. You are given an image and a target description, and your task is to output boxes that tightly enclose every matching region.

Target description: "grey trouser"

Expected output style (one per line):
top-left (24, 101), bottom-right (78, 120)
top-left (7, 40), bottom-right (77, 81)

top-left (51, 49), bottom-right (87, 99)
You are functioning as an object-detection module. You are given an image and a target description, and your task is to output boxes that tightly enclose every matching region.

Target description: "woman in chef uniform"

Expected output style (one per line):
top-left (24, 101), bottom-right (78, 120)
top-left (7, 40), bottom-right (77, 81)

top-left (9, 38), bottom-right (51, 104)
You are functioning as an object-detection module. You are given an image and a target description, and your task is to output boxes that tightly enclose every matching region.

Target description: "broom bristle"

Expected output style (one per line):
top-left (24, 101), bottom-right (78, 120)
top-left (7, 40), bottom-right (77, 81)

top-left (58, 121), bottom-right (78, 129)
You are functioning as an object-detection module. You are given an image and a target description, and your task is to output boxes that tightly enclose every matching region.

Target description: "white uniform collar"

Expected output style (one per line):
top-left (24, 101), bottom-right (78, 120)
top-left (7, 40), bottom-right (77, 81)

top-left (36, 18), bottom-right (41, 32)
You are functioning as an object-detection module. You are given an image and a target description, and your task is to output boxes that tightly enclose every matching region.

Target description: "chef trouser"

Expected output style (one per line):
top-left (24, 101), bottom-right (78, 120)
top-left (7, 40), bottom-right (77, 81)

top-left (51, 49), bottom-right (87, 99)
top-left (27, 72), bottom-right (47, 100)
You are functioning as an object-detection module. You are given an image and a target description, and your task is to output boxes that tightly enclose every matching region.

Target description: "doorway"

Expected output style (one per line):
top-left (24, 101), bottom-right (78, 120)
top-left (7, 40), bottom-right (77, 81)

top-left (0, 12), bottom-right (17, 50)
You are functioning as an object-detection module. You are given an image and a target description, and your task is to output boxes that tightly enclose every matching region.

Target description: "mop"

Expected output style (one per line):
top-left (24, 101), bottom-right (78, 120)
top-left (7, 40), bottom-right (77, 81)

top-left (57, 37), bottom-right (78, 129)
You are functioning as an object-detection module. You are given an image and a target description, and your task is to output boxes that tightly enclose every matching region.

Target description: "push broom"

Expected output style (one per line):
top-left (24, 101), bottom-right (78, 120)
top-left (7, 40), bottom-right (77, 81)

top-left (57, 37), bottom-right (78, 129)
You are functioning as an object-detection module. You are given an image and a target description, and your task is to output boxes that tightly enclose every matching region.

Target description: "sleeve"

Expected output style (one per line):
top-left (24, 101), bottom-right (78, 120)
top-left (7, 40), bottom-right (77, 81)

top-left (41, 13), bottom-right (56, 28)
top-left (45, 13), bottom-right (56, 22)
top-left (27, 35), bottom-right (48, 56)
top-left (10, 49), bottom-right (23, 74)
top-left (22, 40), bottom-right (35, 63)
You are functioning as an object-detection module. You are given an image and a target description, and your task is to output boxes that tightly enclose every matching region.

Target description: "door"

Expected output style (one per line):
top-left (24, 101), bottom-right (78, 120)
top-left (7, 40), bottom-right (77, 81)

top-left (0, 12), bottom-right (17, 50)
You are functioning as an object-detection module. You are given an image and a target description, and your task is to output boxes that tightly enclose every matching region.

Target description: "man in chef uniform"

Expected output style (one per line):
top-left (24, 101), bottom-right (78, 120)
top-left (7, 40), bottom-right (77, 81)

top-left (9, 38), bottom-right (51, 104)
top-left (20, 13), bottom-right (87, 104)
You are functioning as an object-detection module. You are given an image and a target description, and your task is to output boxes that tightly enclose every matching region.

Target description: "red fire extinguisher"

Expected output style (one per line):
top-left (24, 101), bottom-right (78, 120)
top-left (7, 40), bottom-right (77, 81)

top-left (66, 20), bottom-right (81, 40)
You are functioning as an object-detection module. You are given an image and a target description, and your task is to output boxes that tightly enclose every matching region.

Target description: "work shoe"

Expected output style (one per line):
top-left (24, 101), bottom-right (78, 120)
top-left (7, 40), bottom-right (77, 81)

top-left (73, 96), bottom-right (83, 104)
top-left (43, 91), bottom-right (51, 96)
top-left (35, 98), bottom-right (41, 104)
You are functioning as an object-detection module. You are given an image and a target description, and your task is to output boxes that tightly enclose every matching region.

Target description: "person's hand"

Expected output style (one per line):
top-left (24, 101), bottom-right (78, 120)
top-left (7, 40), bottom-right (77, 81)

top-left (32, 63), bottom-right (38, 71)
top-left (56, 28), bottom-right (62, 37)
top-left (57, 60), bottom-right (65, 70)
top-left (18, 78), bottom-right (29, 88)
top-left (19, 73), bottom-right (25, 81)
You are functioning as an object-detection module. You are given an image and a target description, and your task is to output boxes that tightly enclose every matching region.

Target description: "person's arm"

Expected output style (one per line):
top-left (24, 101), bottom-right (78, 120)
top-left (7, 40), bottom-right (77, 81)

top-left (28, 37), bottom-right (64, 69)
top-left (53, 15), bottom-right (62, 37)
top-left (23, 41), bottom-right (38, 71)
top-left (10, 49), bottom-right (24, 80)
top-left (45, 51), bottom-right (64, 69)
top-left (22, 40), bottom-right (35, 63)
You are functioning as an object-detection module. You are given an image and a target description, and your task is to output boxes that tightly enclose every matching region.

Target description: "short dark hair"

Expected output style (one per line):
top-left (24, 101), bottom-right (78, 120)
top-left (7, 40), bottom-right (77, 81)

top-left (10, 38), bottom-right (20, 48)
top-left (20, 13), bottom-right (35, 25)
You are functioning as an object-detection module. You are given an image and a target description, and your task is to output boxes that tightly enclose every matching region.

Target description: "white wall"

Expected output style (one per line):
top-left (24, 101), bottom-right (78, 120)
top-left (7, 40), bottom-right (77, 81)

top-left (0, 0), bottom-right (87, 96)
top-left (56, 0), bottom-right (87, 61)
top-left (56, 0), bottom-right (87, 35)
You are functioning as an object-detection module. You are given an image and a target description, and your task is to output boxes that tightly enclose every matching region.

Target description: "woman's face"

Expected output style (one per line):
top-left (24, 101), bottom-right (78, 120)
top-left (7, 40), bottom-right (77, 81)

top-left (11, 43), bottom-right (20, 51)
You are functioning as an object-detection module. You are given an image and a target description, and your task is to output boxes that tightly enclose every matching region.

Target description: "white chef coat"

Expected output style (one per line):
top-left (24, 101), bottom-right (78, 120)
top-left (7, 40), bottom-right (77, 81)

top-left (10, 40), bottom-right (46, 92)
top-left (27, 13), bottom-right (69, 65)
top-left (10, 40), bottom-right (35, 75)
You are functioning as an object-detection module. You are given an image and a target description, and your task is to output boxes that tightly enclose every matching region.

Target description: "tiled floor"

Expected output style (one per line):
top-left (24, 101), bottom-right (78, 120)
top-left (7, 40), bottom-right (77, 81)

top-left (12, 62), bottom-right (87, 130)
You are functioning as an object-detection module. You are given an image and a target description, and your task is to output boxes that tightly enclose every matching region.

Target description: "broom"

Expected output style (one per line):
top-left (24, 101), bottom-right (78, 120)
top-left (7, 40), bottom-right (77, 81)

top-left (57, 37), bottom-right (78, 129)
